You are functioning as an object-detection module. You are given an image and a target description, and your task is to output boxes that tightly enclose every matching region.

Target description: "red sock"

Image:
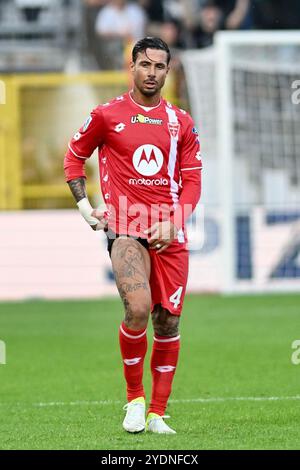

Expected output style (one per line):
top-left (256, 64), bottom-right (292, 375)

top-left (119, 322), bottom-right (147, 402)
top-left (148, 334), bottom-right (180, 416)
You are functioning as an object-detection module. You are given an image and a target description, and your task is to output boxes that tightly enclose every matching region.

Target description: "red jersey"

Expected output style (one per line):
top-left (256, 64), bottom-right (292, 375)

top-left (64, 92), bottom-right (202, 239)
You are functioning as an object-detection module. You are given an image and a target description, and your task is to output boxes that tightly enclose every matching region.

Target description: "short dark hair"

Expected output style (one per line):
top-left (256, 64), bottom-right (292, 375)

top-left (132, 37), bottom-right (171, 65)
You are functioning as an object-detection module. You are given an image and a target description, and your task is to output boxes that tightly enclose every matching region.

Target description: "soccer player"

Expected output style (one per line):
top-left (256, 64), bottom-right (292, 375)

top-left (64, 37), bottom-right (202, 434)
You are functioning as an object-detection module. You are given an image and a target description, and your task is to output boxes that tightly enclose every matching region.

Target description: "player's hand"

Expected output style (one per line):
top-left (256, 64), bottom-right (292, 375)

top-left (90, 209), bottom-right (108, 231)
top-left (144, 221), bottom-right (178, 254)
top-left (77, 198), bottom-right (108, 231)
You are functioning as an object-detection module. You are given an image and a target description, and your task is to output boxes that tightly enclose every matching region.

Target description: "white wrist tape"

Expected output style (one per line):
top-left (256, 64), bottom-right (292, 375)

top-left (77, 198), bottom-right (99, 226)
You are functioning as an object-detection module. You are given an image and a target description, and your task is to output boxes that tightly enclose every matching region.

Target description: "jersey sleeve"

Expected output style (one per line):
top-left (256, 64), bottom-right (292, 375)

top-left (170, 116), bottom-right (202, 229)
top-left (179, 116), bottom-right (202, 172)
top-left (68, 107), bottom-right (105, 160)
top-left (64, 106), bottom-right (105, 182)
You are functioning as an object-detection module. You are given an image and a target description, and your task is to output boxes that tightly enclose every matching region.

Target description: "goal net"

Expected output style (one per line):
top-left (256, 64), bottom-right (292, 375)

top-left (182, 32), bottom-right (300, 293)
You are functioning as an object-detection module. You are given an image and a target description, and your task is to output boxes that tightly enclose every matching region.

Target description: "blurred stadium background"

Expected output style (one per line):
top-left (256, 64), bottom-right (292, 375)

top-left (0, 0), bottom-right (300, 450)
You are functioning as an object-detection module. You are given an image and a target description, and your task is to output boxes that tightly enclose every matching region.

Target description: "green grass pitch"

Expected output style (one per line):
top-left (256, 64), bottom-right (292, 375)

top-left (0, 294), bottom-right (300, 450)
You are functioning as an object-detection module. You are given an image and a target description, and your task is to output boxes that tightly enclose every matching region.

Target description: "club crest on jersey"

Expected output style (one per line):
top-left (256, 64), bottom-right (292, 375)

top-left (168, 122), bottom-right (180, 138)
top-left (131, 114), bottom-right (163, 125)
top-left (132, 144), bottom-right (163, 176)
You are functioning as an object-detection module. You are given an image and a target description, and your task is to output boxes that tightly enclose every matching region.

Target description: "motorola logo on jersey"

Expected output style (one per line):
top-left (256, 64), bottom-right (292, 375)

top-left (129, 177), bottom-right (168, 186)
top-left (133, 144), bottom-right (164, 176)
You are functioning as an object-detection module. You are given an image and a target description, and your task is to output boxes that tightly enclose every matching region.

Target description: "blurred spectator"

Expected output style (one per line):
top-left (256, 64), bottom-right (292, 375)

top-left (83, 0), bottom-right (108, 68)
top-left (141, 0), bottom-right (164, 23)
top-left (163, 0), bottom-right (185, 22)
top-left (143, 1), bottom-right (188, 49)
top-left (15, 0), bottom-right (50, 22)
top-left (163, 0), bottom-right (189, 47)
top-left (214, 0), bottom-right (252, 30)
top-left (160, 19), bottom-right (184, 49)
top-left (95, 0), bottom-right (147, 69)
top-left (140, 0), bottom-right (163, 38)
top-left (187, 0), bottom-right (251, 48)
top-left (189, 1), bottom-right (222, 48)
top-left (136, 2), bottom-right (188, 103)
top-left (159, 19), bottom-right (187, 105)
top-left (253, 0), bottom-right (300, 29)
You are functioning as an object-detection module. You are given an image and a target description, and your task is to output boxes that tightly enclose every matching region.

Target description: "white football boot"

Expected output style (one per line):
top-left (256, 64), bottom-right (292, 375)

top-left (146, 413), bottom-right (176, 434)
top-left (122, 397), bottom-right (146, 433)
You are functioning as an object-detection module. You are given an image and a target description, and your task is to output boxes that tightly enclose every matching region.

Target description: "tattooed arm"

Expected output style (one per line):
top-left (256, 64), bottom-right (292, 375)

top-left (67, 177), bottom-right (108, 231)
top-left (64, 105), bottom-right (108, 231)
top-left (64, 120), bottom-right (108, 231)
top-left (68, 177), bottom-right (87, 203)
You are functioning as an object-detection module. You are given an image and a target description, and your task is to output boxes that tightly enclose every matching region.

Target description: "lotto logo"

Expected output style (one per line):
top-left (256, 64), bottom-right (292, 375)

top-left (115, 123), bottom-right (125, 133)
top-left (155, 365), bottom-right (176, 373)
top-left (124, 357), bottom-right (141, 366)
top-left (132, 145), bottom-right (163, 176)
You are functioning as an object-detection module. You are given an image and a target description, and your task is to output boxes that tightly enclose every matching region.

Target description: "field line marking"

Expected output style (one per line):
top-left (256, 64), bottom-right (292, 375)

top-left (170, 396), bottom-right (300, 403)
top-left (1, 395), bottom-right (300, 408)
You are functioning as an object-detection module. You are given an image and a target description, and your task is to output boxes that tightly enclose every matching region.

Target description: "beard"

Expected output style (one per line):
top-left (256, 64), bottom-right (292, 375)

top-left (137, 80), bottom-right (164, 97)
top-left (141, 87), bottom-right (158, 96)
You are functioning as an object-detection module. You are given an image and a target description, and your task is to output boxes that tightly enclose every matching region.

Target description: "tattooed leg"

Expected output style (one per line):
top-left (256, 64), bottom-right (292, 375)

top-left (151, 304), bottom-right (180, 337)
top-left (111, 237), bottom-right (151, 330)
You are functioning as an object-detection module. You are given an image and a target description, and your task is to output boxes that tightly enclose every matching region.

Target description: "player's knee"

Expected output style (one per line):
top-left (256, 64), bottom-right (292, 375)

top-left (154, 323), bottom-right (179, 337)
top-left (124, 301), bottom-right (150, 330)
top-left (152, 309), bottom-right (180, 337)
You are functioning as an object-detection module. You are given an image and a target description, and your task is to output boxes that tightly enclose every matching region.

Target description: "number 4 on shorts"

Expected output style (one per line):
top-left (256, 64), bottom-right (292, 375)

top-left (169, 286), bottom-right (183, 309)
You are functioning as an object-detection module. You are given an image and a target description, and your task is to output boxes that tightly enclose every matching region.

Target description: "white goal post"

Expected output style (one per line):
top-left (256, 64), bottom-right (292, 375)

top-left (181, 31), bottom-right (300, 294)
